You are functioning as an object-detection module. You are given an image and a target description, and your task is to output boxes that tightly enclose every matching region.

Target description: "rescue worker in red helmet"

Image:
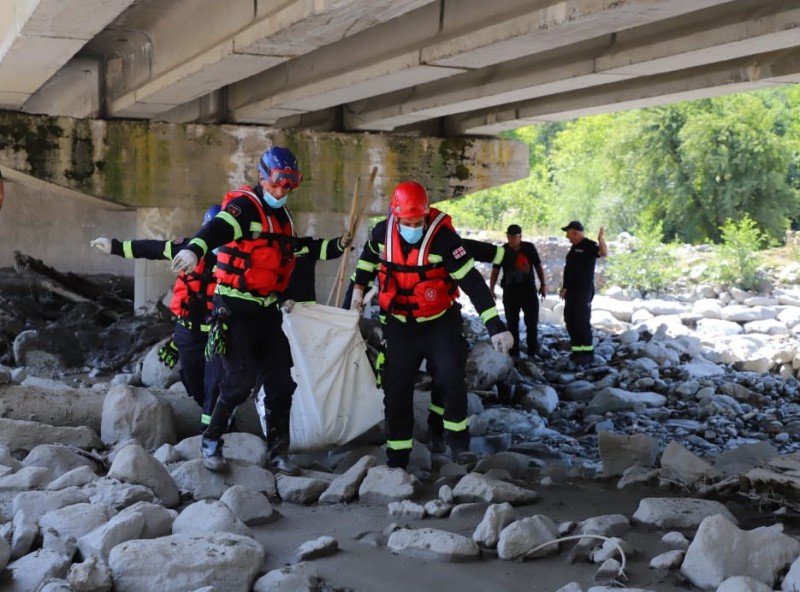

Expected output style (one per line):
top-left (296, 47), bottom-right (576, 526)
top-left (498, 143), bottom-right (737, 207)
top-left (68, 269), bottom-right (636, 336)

top-left (171, 146), bottom-right (302, 475)
top-left (351, 181), bottom-right (514, 470)
top-left (89, 204), bottom-right (224, 433)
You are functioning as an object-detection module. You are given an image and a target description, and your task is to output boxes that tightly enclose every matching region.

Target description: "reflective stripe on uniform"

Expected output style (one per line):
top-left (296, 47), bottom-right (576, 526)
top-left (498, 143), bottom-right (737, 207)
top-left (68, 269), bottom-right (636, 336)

top-left (123, 241), bottom-right (134, 259)
top-left (390, 307), bottom-right (449, 323)
top-left (428, 254), bottom-right (443, 263)
top-left (216, 285), bottom-right (278, 307)
top-left (218, 211), bottom-right (243, 241)
top-left (492, 246), bottom-right (504, 265)
top-left (161, 242), bottom-right (172, 260)
top-left (201, 414), bottom-right (212, 425)
top-left (444, 418), bottom-right (469, 432)
top-left (319, 239), bottom-right (331, 260)
top-left (188, 237), bottom-right (209, 257)
top-left (480, 306), bottom-right (499, 323)
top-left (386, 439), bottom-right (413, 451)
top-left (450, 258), bottom-right (475, 280)
top-left (571, 345), bottom-right (594, 352)
top-left (177, 318), bottom-right (211, 332)
top-left (428, 403), bottom-right (444, 416)
top-left (357, 260), bottom-right (377, 272)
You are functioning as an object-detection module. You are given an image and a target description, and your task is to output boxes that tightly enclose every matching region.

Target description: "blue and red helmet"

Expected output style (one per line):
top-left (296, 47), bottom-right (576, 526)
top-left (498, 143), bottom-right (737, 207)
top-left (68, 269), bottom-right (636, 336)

top-left (258, 146), bottom-right (303, 190)
top-left (203, 204), bottom-right (221, 224)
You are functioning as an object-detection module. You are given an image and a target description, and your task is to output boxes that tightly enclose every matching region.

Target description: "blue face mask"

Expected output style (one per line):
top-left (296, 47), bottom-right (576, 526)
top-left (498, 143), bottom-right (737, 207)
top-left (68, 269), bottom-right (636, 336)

top-left (399, 224), bottom-right (424, 244)
top-left (264, 193), bottom-right (288, 208)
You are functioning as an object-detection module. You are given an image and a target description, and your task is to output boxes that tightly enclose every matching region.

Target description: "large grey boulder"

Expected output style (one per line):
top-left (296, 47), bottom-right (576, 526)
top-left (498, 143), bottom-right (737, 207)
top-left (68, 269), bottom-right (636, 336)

top-left (109, 533), bottom-right (264, 592)
top-left (107, 443), bottom-right (180, 508)
top-left (101, 384), bottom-right (176, 450)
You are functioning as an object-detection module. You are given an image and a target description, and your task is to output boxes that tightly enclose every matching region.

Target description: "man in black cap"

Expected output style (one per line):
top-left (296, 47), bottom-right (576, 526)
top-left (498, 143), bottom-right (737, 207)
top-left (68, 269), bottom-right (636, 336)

top-left (489, 224), bottom-right (547, 357)
top-left (559, 220), bottom-right (607, 365)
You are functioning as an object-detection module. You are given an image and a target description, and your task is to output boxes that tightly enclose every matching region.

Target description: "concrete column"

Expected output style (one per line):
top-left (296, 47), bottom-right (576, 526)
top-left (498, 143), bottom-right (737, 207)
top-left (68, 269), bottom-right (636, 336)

top-left (133, 207), bottom-right (206, 314)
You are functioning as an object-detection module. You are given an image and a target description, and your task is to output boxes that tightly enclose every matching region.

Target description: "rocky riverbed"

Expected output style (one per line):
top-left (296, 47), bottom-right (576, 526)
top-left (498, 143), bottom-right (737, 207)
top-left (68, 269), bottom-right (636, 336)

top-left (1, 260), bottom-right (800, 591)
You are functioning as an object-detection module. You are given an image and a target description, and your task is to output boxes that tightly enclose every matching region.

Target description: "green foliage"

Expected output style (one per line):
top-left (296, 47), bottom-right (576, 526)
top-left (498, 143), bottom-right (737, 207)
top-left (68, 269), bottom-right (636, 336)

top-left (604, 221), bottom-right (680, 296)
top-left (444, 87), bottom-right (800, 245)
top-left (710, 215), bottom-right (766, 291)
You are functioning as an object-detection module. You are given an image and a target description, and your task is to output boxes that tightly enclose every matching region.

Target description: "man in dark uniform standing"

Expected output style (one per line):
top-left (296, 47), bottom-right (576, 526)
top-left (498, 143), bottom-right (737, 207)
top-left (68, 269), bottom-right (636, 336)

top-left (90, 205), bottom-right (223, 433)
top-left (489, 224), bottom-right (547, 358)
top-left (351, 181), bottom-right (514, 470)
top-left (172, 146), bottom-right (303, 475)
top-left (559, 220), bottom-right (608, 365)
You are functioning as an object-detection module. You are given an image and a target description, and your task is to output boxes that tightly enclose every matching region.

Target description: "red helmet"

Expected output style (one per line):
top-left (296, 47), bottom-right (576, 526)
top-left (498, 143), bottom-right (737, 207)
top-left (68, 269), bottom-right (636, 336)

top-left (390, 182), bottom-right (429, 219)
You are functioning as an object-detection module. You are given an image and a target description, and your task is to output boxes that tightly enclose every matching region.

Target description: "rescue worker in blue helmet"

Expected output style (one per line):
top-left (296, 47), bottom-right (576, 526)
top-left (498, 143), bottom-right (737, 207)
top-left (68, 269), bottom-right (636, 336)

top-left (171, 146), bottom-right (302, 475)
top-left (351, 181), bottom-right (514, 470)
top-left (90, 205), bottom-right (224, 432)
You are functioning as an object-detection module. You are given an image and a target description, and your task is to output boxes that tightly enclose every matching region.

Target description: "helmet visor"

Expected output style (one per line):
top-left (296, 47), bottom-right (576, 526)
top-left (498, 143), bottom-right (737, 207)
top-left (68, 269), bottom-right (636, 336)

top-left (269, 169), bottom-right (303, 190)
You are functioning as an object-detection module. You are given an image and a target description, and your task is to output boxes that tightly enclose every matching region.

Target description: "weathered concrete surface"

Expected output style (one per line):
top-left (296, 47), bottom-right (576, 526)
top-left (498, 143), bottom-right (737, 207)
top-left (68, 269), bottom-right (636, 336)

top-left (0, 112), bottom-right (528, 212)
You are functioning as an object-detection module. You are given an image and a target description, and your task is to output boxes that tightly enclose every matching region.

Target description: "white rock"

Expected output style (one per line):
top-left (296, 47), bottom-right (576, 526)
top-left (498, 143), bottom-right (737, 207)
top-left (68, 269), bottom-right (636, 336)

top-left (107, 443), bottom-right (180, 508)
top-left (388, 527), bottom-right (480, 562)
top-left (172, 500), bottom-right (252, 537)
top-left (649, 549), bottom-right (684, 570)
top-left (296, 535), bottom-right (338, 561)
top-left (109, 533), bottom-right (264, 591)
top-left (453, 472), bottom-right (538, 505)
top-left (497, 514), bottom-right (560, 560)
top-left (681, 514), bottom-right (800, 589)
top-left (253, 562), bottom-right (319, 592)
top-left (661, 531), bottom-right (690, 549)
top-left (717, 575), bottom-right (773, 591)
top-left (633, 497), bottom-right (737, 529)
top-left (473, 502), bottom-right (515, 548)
top-left (101, 384), bottom-right (176, 450)
top-left (220, 485), bottom-right (276, 525)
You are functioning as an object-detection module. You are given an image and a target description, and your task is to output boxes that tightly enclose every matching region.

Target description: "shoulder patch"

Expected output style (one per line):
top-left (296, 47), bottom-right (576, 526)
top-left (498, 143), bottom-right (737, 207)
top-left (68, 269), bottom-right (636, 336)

top-left (452, 246), bottom-right (467, 260)
top-left (227, 204), bottom-right (242, 217)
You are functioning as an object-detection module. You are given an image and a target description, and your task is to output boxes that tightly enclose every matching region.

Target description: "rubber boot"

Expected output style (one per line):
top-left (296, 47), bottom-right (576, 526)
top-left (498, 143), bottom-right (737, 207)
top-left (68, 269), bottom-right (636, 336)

top-left (266, 414), bottom-right (300, 476)
top-left (200, 399), bottom-right (237, 472)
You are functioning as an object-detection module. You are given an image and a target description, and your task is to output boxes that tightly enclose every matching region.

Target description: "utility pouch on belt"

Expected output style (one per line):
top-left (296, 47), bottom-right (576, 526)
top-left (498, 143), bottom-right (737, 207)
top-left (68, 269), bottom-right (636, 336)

top-left (205, 306), bottom-right (230, 361)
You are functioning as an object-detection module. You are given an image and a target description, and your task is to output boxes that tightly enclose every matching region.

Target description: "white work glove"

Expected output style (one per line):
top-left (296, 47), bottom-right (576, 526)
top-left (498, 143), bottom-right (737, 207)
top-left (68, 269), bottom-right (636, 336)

top-left (350, 287), bottom-right (365, 313)
top-left (491, 331), bottom-right (514, 355)
top-left (171, 250), bottom-right (198, 274)
top-left (339, 231), bottom-right (353, 248)
top-left (89, 237), bottom-right (112, 255)
top-left (281, 299), bottom-right (295, 313)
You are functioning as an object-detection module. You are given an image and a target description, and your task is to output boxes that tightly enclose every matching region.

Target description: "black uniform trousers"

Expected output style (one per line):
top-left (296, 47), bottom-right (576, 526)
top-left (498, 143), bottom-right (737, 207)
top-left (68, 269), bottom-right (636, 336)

top-left (172, 322), bottom-right (223, 426)
top-left (204, 296), bottom-right (296, 449)
top-left (563, 288), bottom-right (594, 356)
top-left (502, 285), bottom-right (539, 357)
top-left (382, 306), bottom-right (469, 468)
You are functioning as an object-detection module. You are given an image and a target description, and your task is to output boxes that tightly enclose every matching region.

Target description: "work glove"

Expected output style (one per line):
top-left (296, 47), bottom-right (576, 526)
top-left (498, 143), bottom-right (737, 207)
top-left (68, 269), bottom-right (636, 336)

top-left (339, 231), bottom-right (353, 248)
top-left (158, 339), bottom-right (179, 369)
top-left (172, 249), bottom-right (198, 274)
top-left (90, 237), bottom-right (112, 255)
top-left (491, 331), bottom-right (514, 355)
top-left (205, 318), bottom-right (228, 362)
top-left (281, 299), bottom-right (295, 313)
top-left (350, 287), bottom-right (365, 313)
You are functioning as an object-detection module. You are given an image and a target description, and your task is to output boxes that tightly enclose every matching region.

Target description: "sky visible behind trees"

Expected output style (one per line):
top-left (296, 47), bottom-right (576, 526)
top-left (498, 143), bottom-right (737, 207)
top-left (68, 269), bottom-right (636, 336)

top-left (447, 86), bottom-right (800, 245)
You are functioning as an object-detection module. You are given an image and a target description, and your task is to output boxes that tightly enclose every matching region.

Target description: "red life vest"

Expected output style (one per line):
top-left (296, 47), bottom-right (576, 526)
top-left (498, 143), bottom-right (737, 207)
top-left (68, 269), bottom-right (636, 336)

top-left (169, 255), bottom-right (216, 321)
top-left (378, 208), bottom-right (458, 319)
top-left (214, 187), bottom-right (296, 297)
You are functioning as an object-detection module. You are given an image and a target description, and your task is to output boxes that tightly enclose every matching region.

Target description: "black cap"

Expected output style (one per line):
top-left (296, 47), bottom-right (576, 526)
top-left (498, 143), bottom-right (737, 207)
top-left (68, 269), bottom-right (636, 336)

top-left (561, 220), bottom-right (584, 232)
top-left (506, 224), bottom-right (522, 235)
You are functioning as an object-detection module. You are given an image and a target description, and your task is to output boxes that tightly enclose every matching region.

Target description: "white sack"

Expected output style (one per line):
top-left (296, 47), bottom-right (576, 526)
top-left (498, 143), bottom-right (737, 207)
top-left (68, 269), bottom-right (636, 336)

top-left (257, 303), bottom-right (384, 451)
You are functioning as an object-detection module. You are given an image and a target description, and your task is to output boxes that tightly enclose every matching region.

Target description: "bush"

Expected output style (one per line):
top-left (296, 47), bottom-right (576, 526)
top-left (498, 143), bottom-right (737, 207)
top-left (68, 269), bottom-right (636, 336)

top-left (605, 221), bottom-right (680, 296)
top-left (710, 215), bottom-right (766, 291)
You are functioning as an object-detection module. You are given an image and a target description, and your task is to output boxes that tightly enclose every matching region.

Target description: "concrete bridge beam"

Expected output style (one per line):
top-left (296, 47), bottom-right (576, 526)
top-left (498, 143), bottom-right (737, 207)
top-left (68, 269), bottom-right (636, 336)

top-left (345, 0), bottom-right (800, 131)
top-left (448, 48), bottom-right (800, 134)
top-left (0, 0), bottom-right (135, 108)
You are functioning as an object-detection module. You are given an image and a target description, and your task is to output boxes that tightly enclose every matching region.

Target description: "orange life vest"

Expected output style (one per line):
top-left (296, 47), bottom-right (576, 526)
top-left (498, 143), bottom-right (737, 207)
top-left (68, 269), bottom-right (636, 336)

top-left (169, 255), bottom-right (216, 321)
top-left (214, 187), bottom-right (296, 296)
top-left (378, 208), bottom-right (458, 319)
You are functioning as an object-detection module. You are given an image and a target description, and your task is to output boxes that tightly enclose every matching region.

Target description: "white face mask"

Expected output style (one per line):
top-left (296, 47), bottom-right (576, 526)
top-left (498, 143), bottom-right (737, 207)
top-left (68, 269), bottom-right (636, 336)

top-left (264, 193), bottom-right (288, 208)
top-left (399, 224), bottom-right (424, 244)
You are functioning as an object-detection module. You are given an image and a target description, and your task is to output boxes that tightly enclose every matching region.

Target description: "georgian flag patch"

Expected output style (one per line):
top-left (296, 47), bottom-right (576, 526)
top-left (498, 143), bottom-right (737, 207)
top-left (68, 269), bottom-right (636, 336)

top-left (452, 246), bottom-right (467, 259)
